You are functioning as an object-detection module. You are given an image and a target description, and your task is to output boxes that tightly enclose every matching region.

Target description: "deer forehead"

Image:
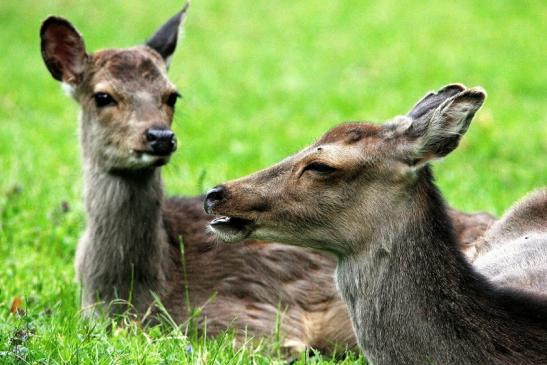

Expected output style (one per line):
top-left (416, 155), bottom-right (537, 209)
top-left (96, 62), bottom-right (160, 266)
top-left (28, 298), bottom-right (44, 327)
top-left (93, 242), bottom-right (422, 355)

top-left (89, 47), bottom-right (171, 88)
top-left (318, 122), bottom-right (383, 144)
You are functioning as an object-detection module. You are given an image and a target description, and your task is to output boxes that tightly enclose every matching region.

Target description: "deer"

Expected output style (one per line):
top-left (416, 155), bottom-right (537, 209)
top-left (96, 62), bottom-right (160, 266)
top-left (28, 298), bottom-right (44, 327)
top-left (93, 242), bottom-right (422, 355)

top-left (39, 4), bottom-right (356, 354)
top-left (40, 4), bottom-right (499, 355)
top-left (205, 84), bottom-right (547, 364)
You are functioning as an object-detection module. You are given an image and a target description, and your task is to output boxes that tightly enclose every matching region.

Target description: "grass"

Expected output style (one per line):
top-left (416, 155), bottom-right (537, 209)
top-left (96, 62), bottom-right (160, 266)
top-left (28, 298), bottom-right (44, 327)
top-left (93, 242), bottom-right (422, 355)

top-left (0, 0), bottom-right (545, 363)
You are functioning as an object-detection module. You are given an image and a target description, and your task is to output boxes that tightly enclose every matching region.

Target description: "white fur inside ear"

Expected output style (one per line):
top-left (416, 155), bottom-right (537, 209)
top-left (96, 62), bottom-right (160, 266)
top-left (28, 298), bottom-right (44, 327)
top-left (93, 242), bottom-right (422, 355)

top-left (424, 100), bottom-right (473, 143)
top-left (61, 82), bottom-right (75, 97)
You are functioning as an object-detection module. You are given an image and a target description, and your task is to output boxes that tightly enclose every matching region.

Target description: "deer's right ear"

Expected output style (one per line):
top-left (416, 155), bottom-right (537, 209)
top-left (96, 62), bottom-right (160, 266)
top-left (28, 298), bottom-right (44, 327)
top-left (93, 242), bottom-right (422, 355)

top-left (41, 17), bottom-right (87, 85)
top-left (145, 2), bottom-right (189, 68)
top-left (407, 84), bottom-right (466, 120)
top-left (404, 87), bottom-right (486, 165)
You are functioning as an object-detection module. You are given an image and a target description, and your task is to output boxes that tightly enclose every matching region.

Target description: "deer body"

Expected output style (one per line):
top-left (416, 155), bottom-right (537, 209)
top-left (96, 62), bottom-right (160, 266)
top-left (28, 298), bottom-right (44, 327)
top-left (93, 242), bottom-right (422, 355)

top-left (473, 189), bottom-right (547, 292)
top-left (207, 84), bottom-right (547, 363)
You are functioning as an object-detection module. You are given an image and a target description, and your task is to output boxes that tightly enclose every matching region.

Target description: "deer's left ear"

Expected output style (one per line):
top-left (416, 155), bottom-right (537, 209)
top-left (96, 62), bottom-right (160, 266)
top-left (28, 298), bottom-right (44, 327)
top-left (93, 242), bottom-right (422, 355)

top-left (145, 2), bottom-right (189, 68)
top-left (405, 87), bottom-right (486, 165)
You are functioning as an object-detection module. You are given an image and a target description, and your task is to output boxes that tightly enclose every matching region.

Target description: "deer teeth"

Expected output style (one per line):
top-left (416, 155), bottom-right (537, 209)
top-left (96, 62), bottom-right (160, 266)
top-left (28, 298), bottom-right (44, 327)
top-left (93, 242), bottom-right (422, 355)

top-left (212, 216), bottom-right (231, 224)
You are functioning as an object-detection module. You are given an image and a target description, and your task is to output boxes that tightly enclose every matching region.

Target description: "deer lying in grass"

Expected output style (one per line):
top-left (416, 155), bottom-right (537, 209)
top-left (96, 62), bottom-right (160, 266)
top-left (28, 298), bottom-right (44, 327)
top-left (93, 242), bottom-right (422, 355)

top-left (39, 5), bottom-right (356, 353)
top-left (40, 5), bottom-right (498, 355)
top-left (206, 84), bottom-right (547, 363)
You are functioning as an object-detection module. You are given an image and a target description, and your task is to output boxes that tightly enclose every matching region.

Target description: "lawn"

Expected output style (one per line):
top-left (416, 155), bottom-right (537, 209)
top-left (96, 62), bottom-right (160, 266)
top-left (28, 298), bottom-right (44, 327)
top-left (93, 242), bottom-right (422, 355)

top-left (0, 0), bottom-right (545, 363)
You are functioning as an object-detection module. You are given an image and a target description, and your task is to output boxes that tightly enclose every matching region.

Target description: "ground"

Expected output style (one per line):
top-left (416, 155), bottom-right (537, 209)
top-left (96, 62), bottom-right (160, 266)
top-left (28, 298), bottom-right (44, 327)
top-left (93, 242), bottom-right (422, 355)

top-left (0, 0), bottom-right (545, 363)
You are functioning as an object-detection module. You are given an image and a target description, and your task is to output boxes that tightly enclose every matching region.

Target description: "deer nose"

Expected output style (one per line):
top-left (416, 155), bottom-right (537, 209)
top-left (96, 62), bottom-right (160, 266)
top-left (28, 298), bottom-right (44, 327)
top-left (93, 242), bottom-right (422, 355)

top-left (145, 127), bottom-right (177, 155)
top-left (204, 185), bottom-right (226, 214)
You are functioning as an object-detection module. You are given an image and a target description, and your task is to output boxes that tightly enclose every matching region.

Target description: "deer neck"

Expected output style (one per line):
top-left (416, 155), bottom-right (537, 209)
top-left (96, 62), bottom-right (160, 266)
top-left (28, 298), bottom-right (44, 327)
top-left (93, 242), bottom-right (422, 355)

top-left (336, 167), bottom-right (520, 364)
top-left (80, 159), bottom-right (170, 309)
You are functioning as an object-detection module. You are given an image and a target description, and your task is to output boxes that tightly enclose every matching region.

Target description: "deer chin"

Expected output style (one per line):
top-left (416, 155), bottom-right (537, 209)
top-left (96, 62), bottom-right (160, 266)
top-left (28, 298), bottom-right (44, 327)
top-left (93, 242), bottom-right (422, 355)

top-left (139, 152), bottom-right (171, 167)
top-left (209, 216), bottom-right (256, 243)
top-left (123, 151), bottom-right (171, 169)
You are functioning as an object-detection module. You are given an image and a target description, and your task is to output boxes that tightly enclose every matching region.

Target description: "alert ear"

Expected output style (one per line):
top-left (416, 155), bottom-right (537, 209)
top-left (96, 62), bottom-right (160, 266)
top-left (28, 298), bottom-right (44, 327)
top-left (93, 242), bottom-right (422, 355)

top-left (145, 2), bottom-right (189, 68)
top-left (405, 87), bottom-right (486, 165)
top-left (407, 84), bottom-right (466, 120)
top-left (40, 16), bottom-right (87, 85)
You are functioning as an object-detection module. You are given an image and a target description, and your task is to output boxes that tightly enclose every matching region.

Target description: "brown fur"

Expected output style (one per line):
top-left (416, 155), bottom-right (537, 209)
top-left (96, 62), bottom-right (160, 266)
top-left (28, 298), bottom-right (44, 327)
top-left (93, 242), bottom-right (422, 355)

top-left (207, 85), bottom-right (547, 363)
top-left (41, 11), bottom-right (495, 356)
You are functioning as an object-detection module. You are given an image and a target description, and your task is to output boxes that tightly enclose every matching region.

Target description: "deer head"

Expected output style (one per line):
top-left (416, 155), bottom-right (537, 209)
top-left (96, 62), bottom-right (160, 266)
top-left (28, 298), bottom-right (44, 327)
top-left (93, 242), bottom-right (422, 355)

top-left (40, 4), bottom-right (189, 173)
top-left (205, 84), bottom-right (486, 256)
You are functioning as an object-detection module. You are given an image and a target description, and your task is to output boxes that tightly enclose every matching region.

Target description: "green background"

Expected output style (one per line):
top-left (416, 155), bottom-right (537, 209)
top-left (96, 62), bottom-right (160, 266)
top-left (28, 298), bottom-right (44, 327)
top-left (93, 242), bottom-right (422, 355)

top-left (0, 0), bottom-right (545, 363)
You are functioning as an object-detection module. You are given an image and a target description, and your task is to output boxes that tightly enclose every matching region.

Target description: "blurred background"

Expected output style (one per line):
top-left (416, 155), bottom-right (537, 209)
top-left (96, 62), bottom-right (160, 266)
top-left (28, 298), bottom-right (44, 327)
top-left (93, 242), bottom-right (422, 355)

top-left (0, 0), bottom-right (545, 362)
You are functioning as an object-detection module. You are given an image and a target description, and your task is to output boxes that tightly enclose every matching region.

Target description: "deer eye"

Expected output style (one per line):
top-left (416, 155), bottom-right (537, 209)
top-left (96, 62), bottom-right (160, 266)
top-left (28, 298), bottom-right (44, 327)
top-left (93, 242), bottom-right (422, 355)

top-left (93, 92), bottom-right (116, 108)
top-left (166, 92), bottom-right (181, 108)
top-left (303, 162), bottom-right (337, 175)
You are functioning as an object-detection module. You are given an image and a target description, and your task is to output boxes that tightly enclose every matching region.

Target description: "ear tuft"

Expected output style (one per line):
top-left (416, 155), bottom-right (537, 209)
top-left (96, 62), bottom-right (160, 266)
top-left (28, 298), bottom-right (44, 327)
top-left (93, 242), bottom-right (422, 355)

top-left (40, 16), bottom-right (87, 84)
top-left (433, 87), bottom-right (486, 140)
top-left (407, 86), bottom-right (486, 164)
top-left (145, 2), bottom-right (189, 67)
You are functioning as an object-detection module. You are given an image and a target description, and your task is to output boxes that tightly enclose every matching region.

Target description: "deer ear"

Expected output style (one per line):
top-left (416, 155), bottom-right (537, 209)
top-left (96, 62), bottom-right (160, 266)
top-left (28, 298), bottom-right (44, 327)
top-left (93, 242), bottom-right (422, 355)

top-left (40, 16), bottom-right (87, 85)
top-left (405, 87), bottom-right (486, 165)
top-left (407, 84), bottom-right (466, 120)
top-left (145, 2), bottom-right (189, 68)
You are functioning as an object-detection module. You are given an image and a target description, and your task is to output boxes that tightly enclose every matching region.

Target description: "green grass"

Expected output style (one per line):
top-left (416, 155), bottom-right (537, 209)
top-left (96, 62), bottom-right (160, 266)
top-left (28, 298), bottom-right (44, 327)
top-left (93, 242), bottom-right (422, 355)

top-left (0, 0), bottom-right (545, 363)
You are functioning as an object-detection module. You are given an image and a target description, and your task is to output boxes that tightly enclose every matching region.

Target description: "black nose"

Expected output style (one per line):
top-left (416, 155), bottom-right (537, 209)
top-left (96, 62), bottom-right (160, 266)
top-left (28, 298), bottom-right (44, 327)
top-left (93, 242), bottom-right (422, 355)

top-left (204, 185), bottom-right (226, 214)
top-left (145, 127), bottom-right (177, 155)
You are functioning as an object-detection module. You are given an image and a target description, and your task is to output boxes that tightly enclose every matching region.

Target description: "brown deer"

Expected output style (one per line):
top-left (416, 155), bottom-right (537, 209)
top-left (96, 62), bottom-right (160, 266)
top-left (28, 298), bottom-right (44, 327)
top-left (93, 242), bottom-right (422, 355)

top-left (205, 84), bottom-right (547, 363)
top-left (40, 5), bottom-right (496, 355)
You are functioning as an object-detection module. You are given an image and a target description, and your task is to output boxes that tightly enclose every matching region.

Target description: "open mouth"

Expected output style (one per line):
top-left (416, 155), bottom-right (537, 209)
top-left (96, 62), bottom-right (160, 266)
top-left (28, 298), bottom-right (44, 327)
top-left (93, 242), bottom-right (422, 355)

top-left (209, 216), bottom-right (256, 243)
